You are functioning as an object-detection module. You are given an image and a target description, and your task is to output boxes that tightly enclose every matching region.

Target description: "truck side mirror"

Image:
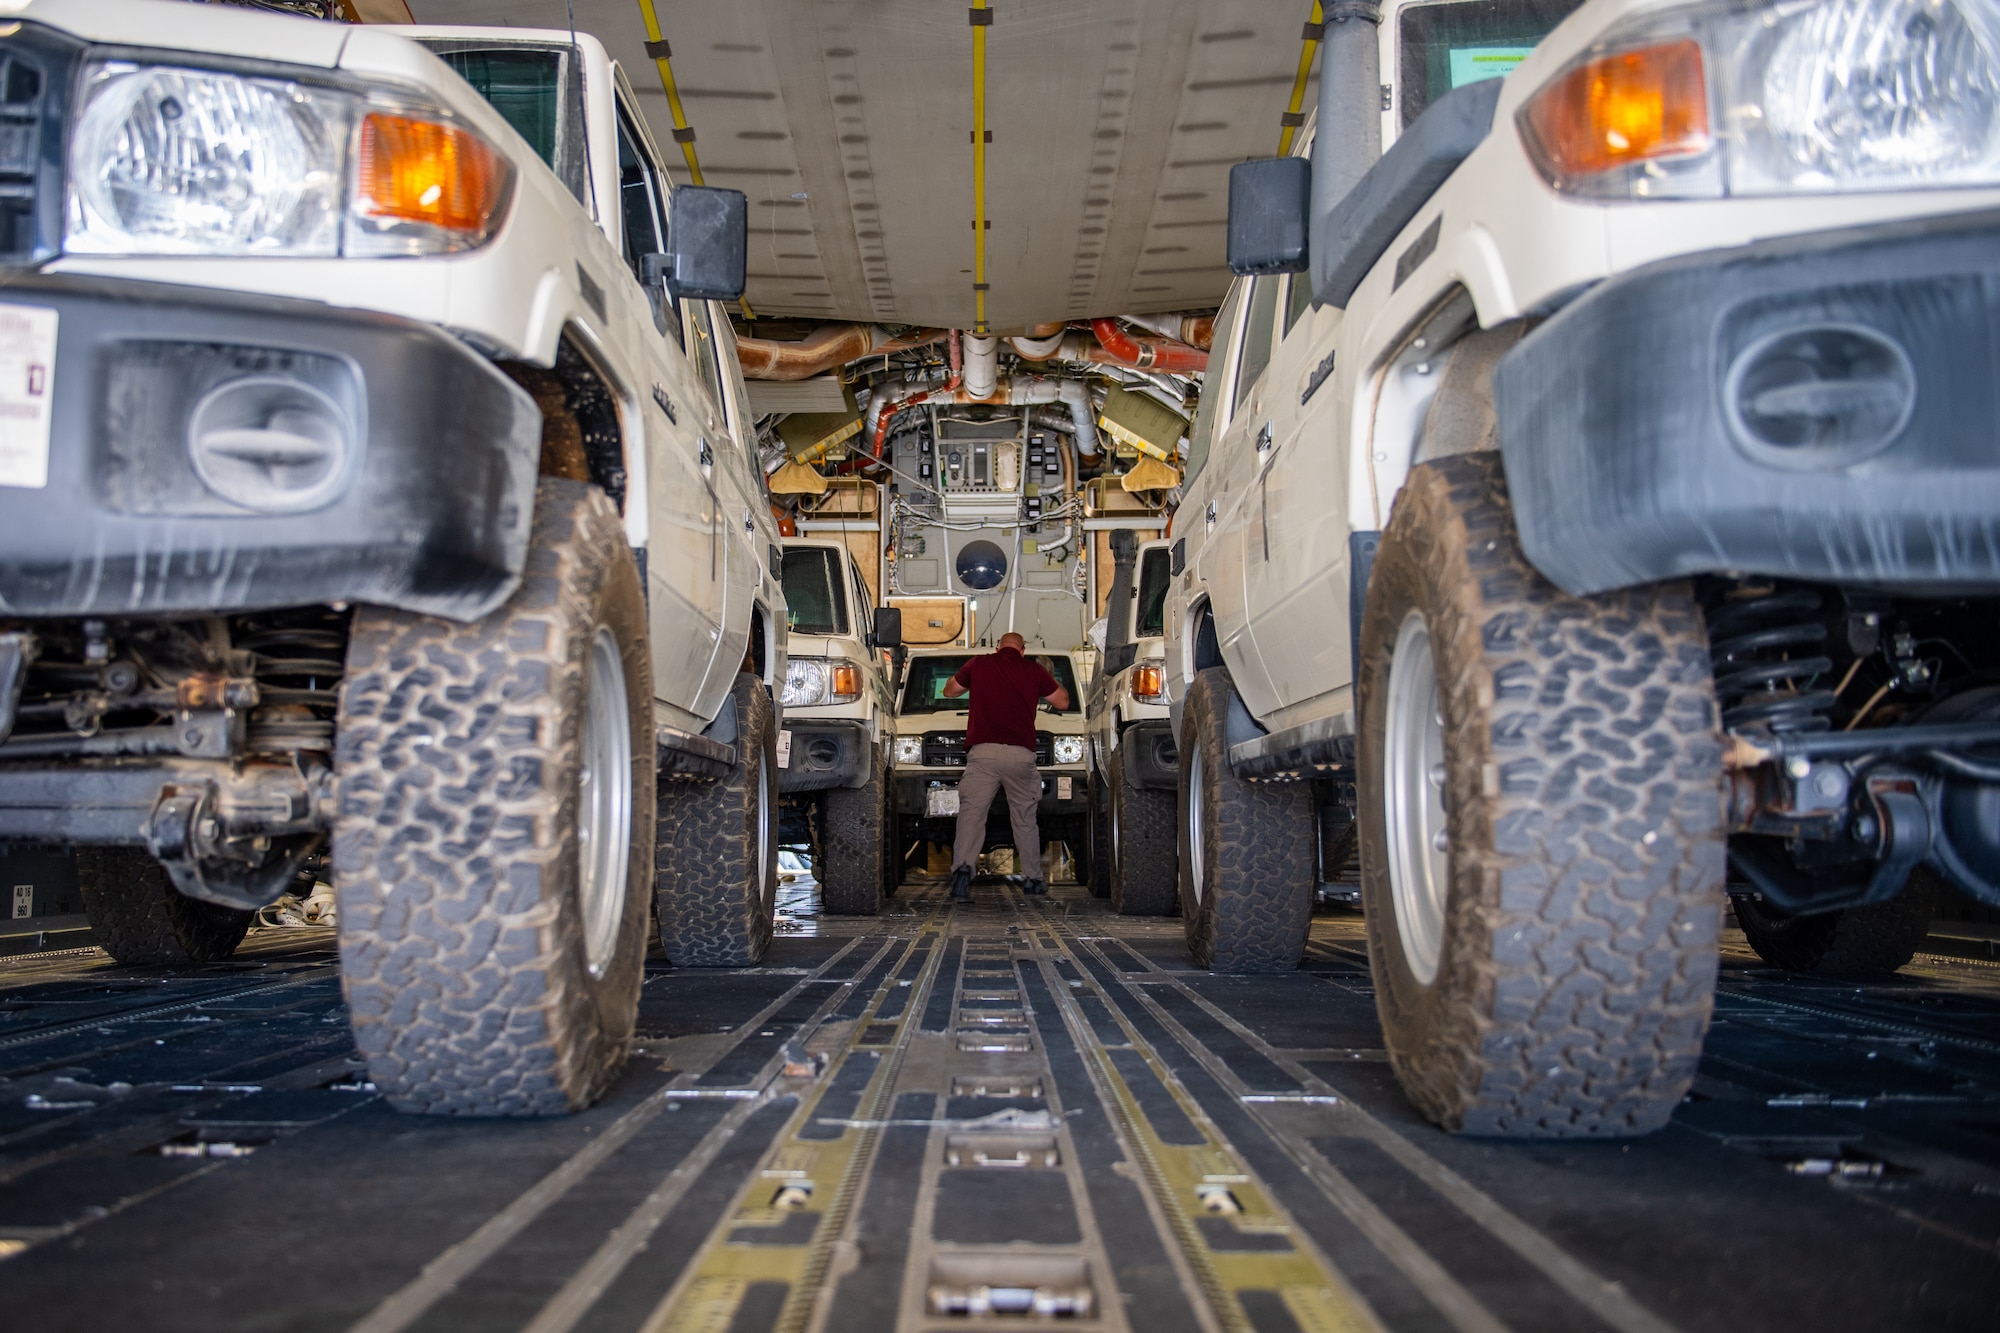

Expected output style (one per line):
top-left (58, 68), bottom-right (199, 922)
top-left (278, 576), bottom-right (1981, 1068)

top-left (869, 606), bottom-right (903, 650)
top-left (1226, 157), bottom-right (1310, 277)
top-left (666, 185), bottom-right (748, 300)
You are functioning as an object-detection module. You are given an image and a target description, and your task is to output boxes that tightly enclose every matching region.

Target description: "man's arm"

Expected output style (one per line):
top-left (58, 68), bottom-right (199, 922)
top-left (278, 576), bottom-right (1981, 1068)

top-left (1043, 683), bottom-right (1071, 711)
top-left (943, 677), bottom-right (968, 699)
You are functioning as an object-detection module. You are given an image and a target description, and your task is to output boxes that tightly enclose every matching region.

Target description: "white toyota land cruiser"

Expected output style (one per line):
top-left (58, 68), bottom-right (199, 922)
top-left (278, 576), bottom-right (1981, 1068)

top-left (1086, 534), bottom-right (1179, 913)
top-left (0, 1), bottom-right (790, 1115)
top-left (776, 538), bottom-right (902, 916)
top-left (1167, 0), bottom-right (2000, 1136)
top-left (890, 647), bottom-right (1091, 882)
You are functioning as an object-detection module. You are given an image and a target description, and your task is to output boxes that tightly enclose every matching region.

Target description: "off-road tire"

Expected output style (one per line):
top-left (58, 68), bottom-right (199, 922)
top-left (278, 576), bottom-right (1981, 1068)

top-left (1111, 745), bottom-right (1177, 915)
top-left (820, 754), bottom-right (887, 916)
top-left (1735, 865), bottom-right (1939, 977)
top-left (657, 673), bottom-right (778, 965)
top-left (335, 479), bottom-right (655, 1116)
top-left (76, 846), bottom-right (254, 965)
top-left (1358, 454), bottom-right (1725, 1138)
top-left (1177, 668), bottom-right (1316, 971)
top-left (1085, 770), bottom-right (1111, 897)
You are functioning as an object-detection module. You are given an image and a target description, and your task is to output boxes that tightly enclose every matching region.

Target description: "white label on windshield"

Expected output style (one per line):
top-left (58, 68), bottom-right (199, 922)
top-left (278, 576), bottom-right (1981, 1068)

top-left (0, 304), bottom-right (56, 489)
top-left (1449, 46), bottom-right (1535, 88)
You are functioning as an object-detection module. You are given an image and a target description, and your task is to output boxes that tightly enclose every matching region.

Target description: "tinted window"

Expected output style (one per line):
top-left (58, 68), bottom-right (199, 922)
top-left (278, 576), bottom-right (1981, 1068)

top-left (615, 105), bottom-right (664, 284)
top-left (1233, 276), bottom-right (1280, 413)
top-left (900, 655), bottom-right (1080, 715)
top-left (435, 48), bottom-right (560, 165)
top-left (1183, 280), bottom-right (1246, 485)
top-left (1398, 0), bottom-right (1585, 129)
top-left (1135, 548), bottom-right (1172, 638)
top-left (685, 300), bottom-right (727, 416)
top-left (781, 548), bottom-right (848, 636)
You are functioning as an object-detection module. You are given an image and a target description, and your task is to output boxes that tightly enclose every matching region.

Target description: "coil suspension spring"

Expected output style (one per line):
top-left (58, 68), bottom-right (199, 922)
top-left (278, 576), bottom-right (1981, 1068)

top-left (1707, 587), bottom-right (1837, 734)
top-left (234, 610), bottom-right (350, 752)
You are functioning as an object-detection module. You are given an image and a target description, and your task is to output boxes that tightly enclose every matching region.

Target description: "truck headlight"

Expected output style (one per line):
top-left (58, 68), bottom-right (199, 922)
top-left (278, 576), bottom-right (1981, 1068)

top-left (895, 736), bottom-right (924, 764)
top-left (781, 659), bottom-right (829, 707)
top-left (69, 65), bottom-right (351, 256)
top-left (67, 62), bottom-right (513, 258)
top-left (1517, 0), bottom-right (2000, 200)
top-left (1052, 736), bottom-right (1086, 765)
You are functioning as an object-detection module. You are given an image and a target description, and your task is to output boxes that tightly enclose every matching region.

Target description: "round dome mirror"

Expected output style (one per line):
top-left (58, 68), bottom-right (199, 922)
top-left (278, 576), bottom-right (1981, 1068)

top-left (955, 539), bottom-right (1008, 591)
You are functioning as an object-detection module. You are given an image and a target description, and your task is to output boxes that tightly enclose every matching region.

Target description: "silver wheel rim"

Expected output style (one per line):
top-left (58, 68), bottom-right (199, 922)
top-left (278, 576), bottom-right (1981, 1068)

top-left (580, 626), bottom-right (633, 978)
top-left (1187, 746), bottom-right (1206, 905)
top-left (757, 738), bottom-right (774, 909)
top-left (1385, 610), bottom-right (1449, 986)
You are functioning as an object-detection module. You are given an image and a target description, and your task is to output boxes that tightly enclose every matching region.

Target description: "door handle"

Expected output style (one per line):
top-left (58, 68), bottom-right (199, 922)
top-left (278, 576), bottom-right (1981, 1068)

top-left (699, 439), bottom-right (714, 468)
top-left (1204, 500), bottom-right (1216, 532)
top-left (1254, 422), bottom-right (1273, 458)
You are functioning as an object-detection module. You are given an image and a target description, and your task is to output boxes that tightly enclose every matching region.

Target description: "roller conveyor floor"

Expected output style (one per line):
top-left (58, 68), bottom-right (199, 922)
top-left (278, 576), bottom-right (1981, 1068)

top-left (2, 877), bottom-right (1999, 1332)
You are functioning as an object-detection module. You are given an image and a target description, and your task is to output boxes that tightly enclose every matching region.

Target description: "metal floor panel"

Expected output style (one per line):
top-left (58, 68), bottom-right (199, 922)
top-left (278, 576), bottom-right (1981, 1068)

top-left (0, 880), bottom-right (1998, 1331)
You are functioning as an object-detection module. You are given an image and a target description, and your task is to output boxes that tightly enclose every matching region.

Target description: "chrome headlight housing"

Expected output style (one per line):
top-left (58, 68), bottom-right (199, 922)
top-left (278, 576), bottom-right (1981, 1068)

top-left (1052, 736), bottom-right (1086, 765)
top-left (781, 658), bottom-right (830, 708)
top-left (894, 735), bottom-right (924, 765)
top-left (67, 61), bottom-right (514, 257)
top-left (1517, 0), bottom-right (2000, 199)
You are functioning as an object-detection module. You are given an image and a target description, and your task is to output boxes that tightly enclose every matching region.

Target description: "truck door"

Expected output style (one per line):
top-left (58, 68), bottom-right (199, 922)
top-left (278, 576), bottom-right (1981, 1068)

top-left (615, 96), bottom-right (727, 716)
top-left (1206, 274), bottom-right (1284, 719)
top-left (680, 296), bottom-right (745, 712)
top-left (1239, 270), bottom-right (1351, 712)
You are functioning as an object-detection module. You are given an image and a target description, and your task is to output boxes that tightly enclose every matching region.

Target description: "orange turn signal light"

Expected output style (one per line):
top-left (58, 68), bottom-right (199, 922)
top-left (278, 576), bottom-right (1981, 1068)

top-left (1520, 39), bottom-right (1709, 184)
top-left (356, 112), bottom-right (510, 237)
top-left (830, 664), bottom-right (863, 699)
top-left (1133, 664), bottom-right (1164, 700)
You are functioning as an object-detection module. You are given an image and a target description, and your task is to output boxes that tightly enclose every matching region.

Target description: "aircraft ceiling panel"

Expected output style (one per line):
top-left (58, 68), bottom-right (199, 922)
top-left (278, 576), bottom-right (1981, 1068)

top-left (407, 1), bottom-right (1316, 328)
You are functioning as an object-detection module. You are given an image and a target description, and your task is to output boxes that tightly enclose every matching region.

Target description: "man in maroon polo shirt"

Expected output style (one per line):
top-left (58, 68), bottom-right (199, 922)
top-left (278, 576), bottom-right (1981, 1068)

top-left (941, 632), bottom-right (1071, 899)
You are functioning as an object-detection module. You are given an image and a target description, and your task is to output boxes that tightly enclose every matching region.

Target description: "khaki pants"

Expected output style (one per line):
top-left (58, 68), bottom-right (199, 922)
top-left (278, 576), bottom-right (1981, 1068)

top-left (953, 743), bottom-right (1042, 876)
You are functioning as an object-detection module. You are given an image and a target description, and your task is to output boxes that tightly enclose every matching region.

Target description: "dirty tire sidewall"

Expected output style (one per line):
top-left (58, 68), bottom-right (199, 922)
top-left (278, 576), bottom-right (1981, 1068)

top-left (76, 846), bottom-right (254, 965)
top-left (1111, 744), bottom-right (1178, 915)
top-left (1176, 668), bottom-right (1314, 972)
top-left (820, 750), bottom-right (886, 916)
top-left (1086, 769), bottom-right (1112, 898)
top-left (657, 672), bottom-right (778, 965)
top-left (1357, 455), bottom-right (1725, 1138)
top-left (335, 478), bottom-right (655, 1117)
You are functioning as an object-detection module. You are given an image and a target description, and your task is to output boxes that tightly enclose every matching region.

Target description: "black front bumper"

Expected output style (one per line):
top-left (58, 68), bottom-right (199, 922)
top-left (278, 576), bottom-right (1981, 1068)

top-left (1119, 719), bottom-right (1179, 790)
top-left (778, 720), bottom-right (873, 794)
top-left (892, 770), bottom-right (1088, 845)
top-left (1494, 209), bottom-right (2000, 596)
top-left (0, 271), bottom-right (540, 621)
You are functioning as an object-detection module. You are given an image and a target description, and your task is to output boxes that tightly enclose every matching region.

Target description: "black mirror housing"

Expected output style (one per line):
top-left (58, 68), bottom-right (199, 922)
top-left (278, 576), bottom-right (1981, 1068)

top-left (869, 606), bottom-right (903, 650)
top-left (1227, 157), bottom-right (1310, 277)
top-left (667, 185), bottom-right (748, 300)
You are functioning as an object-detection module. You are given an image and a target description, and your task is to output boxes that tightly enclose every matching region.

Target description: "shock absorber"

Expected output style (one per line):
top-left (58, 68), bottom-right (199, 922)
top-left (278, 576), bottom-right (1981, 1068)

top-left (1707, 586), bottom-right (1837, 734)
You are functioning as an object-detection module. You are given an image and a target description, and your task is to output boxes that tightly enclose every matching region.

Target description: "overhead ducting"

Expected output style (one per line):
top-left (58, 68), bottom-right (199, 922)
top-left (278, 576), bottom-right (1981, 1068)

top-left (735, 323), bottom-right (942, 380)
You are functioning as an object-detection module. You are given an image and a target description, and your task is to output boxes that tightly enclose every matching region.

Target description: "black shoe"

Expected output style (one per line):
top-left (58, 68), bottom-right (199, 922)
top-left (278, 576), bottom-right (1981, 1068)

top-left (950, 866), bottom-right (972, 900)
top-left (1023, 878), bottom-right (1047, 897)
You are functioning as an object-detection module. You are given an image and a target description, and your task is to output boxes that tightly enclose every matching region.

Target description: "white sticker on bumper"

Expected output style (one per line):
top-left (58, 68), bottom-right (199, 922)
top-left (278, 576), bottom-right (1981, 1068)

top-left (0, 304), bottom-right (57, 489)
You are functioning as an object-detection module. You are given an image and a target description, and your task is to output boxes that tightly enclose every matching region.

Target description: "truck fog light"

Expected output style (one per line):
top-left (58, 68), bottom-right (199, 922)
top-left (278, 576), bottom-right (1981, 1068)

top-left (804, 736), bottom-right (841, 769)
top-left (895, 736), bottom-right (924, 764)
top-left (1052, 736), bottom-right (1085, 765)
top-left (1725, 324), bottom-right (1915, 469)
top-left (187, 376), bottom-right (354, 512)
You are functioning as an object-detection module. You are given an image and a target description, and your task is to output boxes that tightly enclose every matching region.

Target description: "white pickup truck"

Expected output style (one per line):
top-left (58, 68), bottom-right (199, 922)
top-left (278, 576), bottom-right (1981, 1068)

top-left (1086, 535), bottom-right (1178, 913)
top-left (1167, 0), bottom-right (2000, 1136)
top-left (776, 538), bottom-right (902, 915)
top-left (0, 1), bottom-right (789, 1115)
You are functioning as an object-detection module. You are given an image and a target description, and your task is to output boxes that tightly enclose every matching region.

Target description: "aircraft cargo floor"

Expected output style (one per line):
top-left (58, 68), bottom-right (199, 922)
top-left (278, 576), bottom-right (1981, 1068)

top-left (2, 876), bottom-right (1998, 1331)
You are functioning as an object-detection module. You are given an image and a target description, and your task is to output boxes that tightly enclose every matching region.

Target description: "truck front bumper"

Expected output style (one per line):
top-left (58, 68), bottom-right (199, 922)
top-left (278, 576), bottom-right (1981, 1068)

top-left (1118, 719), bottom-right (1179, 791)
top-left (892, 769), bottom-right (1089, 845)
top-left (0, 272), bottom-right (541, 621)
top-left (778, 719), bottom-right (873, 794)
top-left (1495, 209), bottom-right (2000, 596)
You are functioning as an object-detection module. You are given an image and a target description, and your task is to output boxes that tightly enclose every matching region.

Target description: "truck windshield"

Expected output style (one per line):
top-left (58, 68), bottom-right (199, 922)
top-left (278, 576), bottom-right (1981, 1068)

top-left (1398, 0), bottom-right (1585, 129)
top-left (1135, 548), bottom-right (1172, 638)
top-left (782, 548), bottom-right (849, 637)
top-left (901, 655), bottom-right (1080, 715)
